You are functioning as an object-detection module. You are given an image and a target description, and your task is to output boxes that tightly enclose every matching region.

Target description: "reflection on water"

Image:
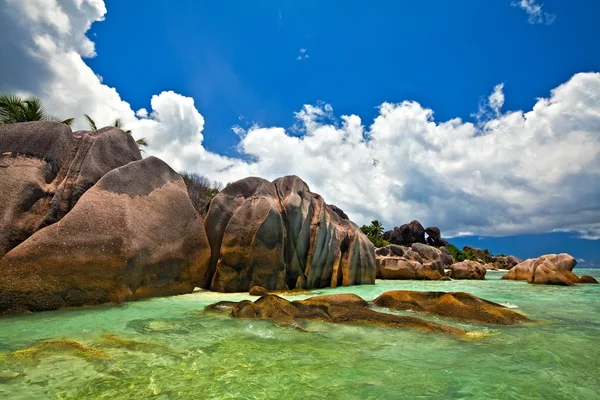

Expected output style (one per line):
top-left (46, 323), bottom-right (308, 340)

top-left (1, 270), bottom-right (599, 399)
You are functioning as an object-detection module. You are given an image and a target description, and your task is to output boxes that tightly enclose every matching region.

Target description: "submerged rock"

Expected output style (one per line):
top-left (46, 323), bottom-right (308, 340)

top-left (204, 175), bottom-right (376, 292)
top-left (0, 157), bottom-right (211, 314)
top-left (502, 253), bottom-right (589, 286)
top-left (209, 293), bottom-right (467, 337)
top-left (373, 290), bottom-right (531, 325)
top-left (578, 275), bottom-right (599, 284)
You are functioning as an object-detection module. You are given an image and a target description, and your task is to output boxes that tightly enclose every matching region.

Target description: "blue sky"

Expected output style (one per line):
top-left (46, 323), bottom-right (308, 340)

top-left (87, 0), bottom-right (600, 156)
top-left (1, 0), bottom-right (599, 265)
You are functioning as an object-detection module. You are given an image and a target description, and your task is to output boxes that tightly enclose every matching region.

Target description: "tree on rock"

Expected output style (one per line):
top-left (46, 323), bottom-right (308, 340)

top-left (0, 94), bottom-right (73, 125)
top-left (83, 114), bottom-right (148, 149)
top-left (361, 220), bottom-right (390, 248)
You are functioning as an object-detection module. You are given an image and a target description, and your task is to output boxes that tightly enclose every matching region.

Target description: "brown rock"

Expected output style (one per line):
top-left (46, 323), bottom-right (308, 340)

top-left (449, 260), bottom-right (487, 280)
top-left (376, 257), bottom-right (442, 280)
top-left (502, 253), bottom-right (583, 285)
top-left (0, 157), bottom-right (211, 315)
top-left (0, 121), bottom-right (141, 258)
top-left (578, 275), bottom-right (599, 284)
top-left (249, 286), bottom-right (270, 296)
top-left (204, 175), bottom-right (376, 292)
top-left (373, 290), bottom-right (531, 325)
top-left (215, 293), bottom-right (466, 337)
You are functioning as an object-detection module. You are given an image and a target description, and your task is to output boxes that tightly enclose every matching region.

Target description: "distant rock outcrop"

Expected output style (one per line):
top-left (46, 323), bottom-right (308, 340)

top-left (449, 260), bottom-right (487, 280)
top-left (383, 220), bottom-right (426, 246)
top-left (204, 175), bottom-right (376, 292)
top-left (502, 254), bottom-right (593, 285)
top-left (375, 243), bottom-right (444, 280)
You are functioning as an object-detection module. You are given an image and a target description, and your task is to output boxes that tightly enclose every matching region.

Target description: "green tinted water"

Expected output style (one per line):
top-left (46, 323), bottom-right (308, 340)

top-left (1, 270), bottom-right (599, 399)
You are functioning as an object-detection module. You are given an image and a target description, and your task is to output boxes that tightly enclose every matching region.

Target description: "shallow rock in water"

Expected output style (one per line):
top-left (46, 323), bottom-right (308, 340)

top-left (578, 275), bottom-right (599, 284)
top-left (449, 260), bottom-right (487, 280)
top-left (0, 157), bottom-right (211, 315)
top-left (249, 286), bottom-right (270, 296)
top-left (212, 293), bottom-right (467, 337)
top-left (373, 290), bottom-right (531, 325)
top-left (502, 253), bottom-right (587, 285)
top-left (204, 175), bottom-right (376, 292)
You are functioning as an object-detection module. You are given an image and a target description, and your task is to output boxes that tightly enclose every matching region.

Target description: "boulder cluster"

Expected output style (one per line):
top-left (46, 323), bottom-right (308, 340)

top-left (0, 122), bottom-right (375, 314)
top-left (206, 289), bottom-right (532, 337)
top-left (383, 220), bottom-right (447, 247)
top-left (502, 254), bottom-right (598, 285)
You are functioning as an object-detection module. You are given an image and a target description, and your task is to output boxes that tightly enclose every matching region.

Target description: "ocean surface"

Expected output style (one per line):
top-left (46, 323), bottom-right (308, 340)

top-left (1, 269), bottom-right (599, 400)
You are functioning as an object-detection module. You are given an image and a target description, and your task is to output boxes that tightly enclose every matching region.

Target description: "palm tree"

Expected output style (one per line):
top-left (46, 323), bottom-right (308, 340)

top-left (371, 220), bottom-right (384, 236)
top-left (0, 94), bottom-right (74, 125)
top-left (83, 114), bottom-right (147, 149)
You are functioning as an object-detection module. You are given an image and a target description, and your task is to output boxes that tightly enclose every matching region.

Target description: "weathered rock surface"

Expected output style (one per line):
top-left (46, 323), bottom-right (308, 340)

top-left (327, 204), bottom-right (348, 220)
top-left (0, 157), bottom-right (211, 314)
top-left (425, 226), bottom-right (447, 247)
top-left (383, 220), bottom-right (426, 246)
top-left (204, 175), bottom-right (376, 292)
top-left (449, 260), bottom-right (487, 280)
top-left (207, 293), bottom-right (467, 337)
top-left (373, 290), bottom-right (531, 325)
top-left (439, 246), bottom-right (454, 267)
top-left (375, 244), bottom-right (444, 280)
top-left (501, 254), bottom-right (591, 286)
top-left (0, 121), bottom-right (142, 258)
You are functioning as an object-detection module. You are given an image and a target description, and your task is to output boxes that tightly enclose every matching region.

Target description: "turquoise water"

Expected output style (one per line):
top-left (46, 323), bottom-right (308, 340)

top-left (1, 269), bottom-right (599, 399)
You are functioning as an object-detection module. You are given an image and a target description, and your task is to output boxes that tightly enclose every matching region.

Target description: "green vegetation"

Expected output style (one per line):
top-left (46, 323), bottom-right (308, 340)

top-left (0, 94), bottom-right (73, 125)
top-left (180, 172), bottom-right (223, 217)
top-left (360, 220), bottom-right (391, 248)
top-left (445, 243), bottom-right (495, 263)
top-left (83, 114), bottom-right (147, 149)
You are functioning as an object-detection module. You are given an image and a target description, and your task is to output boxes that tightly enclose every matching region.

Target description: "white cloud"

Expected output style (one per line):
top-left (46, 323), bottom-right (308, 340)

top-left (296, 48), bottom-right (309, 61)
top-left (1, 0), bottom-right (599, 241)
top-left (512, 0), bottom-right (556, 25)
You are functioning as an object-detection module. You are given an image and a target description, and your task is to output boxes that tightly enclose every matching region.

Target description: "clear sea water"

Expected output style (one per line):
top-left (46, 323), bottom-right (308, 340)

top-left (0, 269), bottom-right (599, 400)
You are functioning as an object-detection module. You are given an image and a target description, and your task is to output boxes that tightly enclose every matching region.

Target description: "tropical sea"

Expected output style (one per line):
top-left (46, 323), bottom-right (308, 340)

top-left (0, 269), bottom-right (599, 400)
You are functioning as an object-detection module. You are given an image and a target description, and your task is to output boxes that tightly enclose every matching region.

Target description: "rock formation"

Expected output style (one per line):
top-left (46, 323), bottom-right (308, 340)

top-left (383, 220), bottom-right (426, 246)
top-left (425, 226), bottom-right (447, 247)
top-left (0, 121), bottom-right (142, 258)
top-left (502, 254), bottom-right (594, 285)
top-left (206, 293), bottom-right (466, 337)
top-left (0, 157), bottom-right (211, 314)
top-left (373, 290), bottom-right (531, 325)
top-left (206, 290), bottom-right (531, 335)
top-left (375, 244), bottom-right (444, 280)
top-left (204, 175), bottom-right (376, 292)
top-left (449, 260), bottom-right (487, 280)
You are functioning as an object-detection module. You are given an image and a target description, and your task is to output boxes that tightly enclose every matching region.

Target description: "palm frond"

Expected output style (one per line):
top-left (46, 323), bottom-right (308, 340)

top-left (0, 94), bottom-right (27, 124)
top-left (61, 117), bottom-right (76, 126)
top-left (23, 98), bottom-right (47, 121)
top-left (83, 114), bottom-right (97, 131)
top-left (135, 137), bottom-right (148, 147)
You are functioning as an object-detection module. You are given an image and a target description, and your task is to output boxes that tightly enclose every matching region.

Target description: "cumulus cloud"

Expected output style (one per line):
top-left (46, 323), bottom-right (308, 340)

top-left (1, 0), bottom-right (599, 240)
top-left (512, 0), bottom-right (556, 25)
